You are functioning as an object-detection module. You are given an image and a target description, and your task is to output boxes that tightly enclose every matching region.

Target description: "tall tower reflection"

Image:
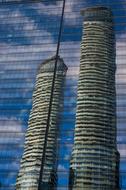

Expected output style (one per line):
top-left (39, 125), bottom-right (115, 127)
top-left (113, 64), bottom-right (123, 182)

top-left (69, 7), bottom-right (120, 190)
top-left (16, 56), bottom-right (67, 190)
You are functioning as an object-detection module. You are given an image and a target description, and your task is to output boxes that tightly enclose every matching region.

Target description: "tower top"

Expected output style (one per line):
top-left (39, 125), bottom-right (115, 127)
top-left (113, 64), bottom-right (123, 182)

top-left (38, 55), bottom-right (68, 73)
top-left (81, 6), bottom-right (113, 22)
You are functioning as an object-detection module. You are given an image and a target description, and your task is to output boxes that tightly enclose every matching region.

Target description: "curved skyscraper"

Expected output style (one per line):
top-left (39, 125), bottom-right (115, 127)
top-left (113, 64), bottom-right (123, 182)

top-left (69, 7), bottom-right (120, 190)
top-left (16, 56), bottom-right (67, 190)
top-left (0, 1), bottom-right (126, 190)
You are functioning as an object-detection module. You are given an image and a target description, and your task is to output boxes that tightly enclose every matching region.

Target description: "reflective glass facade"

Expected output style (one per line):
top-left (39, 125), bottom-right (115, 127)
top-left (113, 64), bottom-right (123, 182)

top-left (16, 56), bottom-right (67, 190)
top-left (69, 7), bottom-right (119, 190)
top-left (0, 0), bottom-right (126, 190)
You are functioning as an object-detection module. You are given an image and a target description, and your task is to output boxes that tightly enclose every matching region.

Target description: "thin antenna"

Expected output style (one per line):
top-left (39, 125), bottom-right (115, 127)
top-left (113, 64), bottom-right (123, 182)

top-left (38, 0), bottom-right (66, 189)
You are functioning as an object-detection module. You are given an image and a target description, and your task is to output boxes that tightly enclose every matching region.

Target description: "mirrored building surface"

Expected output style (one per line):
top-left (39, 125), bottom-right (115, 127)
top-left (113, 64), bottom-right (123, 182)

top-left (69, 7), bottom-right (119, 190)
top-left (0, 0), bottom-right (126, 190)
top-left (16, 56), bottom-right (67, 190)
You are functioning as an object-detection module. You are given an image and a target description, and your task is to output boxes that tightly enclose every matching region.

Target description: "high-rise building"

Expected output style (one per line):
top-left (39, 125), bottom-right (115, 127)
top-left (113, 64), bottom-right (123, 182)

top-left (16, 56), bottom-right (67, 190)
top-left (69, 7), bottom-right (120, 190)
top-left (0, 1), bottom-right (126, 190)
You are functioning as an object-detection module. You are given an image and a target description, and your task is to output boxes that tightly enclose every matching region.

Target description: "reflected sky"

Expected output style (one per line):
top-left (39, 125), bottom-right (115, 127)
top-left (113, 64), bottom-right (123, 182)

top-left (0, 0), bottom-right (126, 189)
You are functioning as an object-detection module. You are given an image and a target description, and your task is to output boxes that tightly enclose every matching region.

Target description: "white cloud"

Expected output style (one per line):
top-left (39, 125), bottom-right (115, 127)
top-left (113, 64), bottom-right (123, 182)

top-left (34, 0), bottom-right (83, 26)
top-left (0, 118), bottom-right (23, 132)
top-left (116, 32), bottom-right (126, 83)
top-left (118, 144), bottom-right (126, 157)
top-left (58, 164), bottom-right (67, 171)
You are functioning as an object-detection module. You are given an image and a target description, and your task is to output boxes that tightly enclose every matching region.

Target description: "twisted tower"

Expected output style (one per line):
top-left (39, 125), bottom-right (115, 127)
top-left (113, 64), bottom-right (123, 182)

top-left (69, 7), bottom-right (120, 190)
top-left (16, 56), bottom-right (67, 190)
